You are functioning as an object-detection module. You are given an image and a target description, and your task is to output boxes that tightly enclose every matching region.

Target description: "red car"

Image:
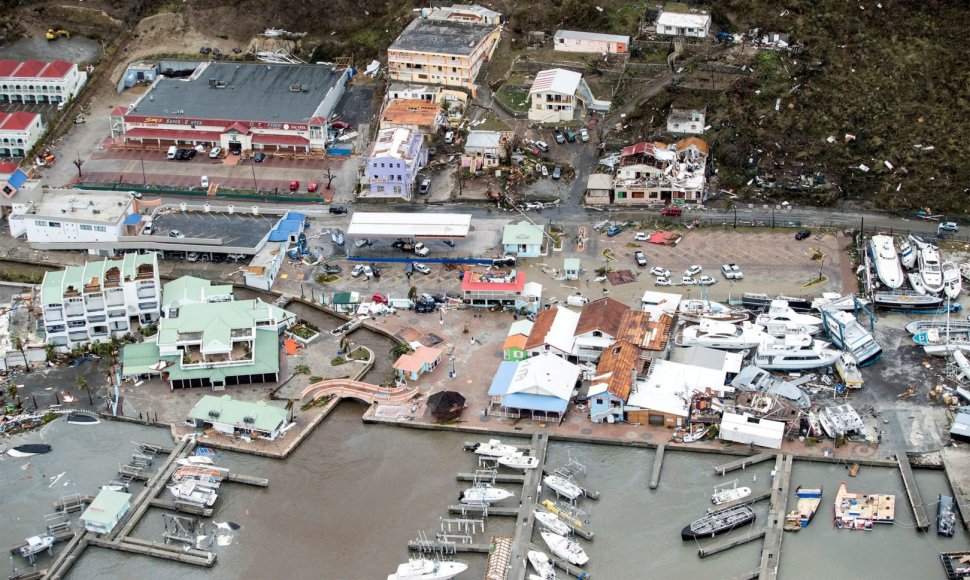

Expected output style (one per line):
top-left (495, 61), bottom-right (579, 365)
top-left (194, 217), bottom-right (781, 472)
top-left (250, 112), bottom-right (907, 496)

top-left (330, 120), bottom-right (350, 130)
top-left (307, 182), bottom-right (318, 193)
top-left (289, 180), bottom-right (299, 191)
top-left (371, 293), bottom-right (388, 304)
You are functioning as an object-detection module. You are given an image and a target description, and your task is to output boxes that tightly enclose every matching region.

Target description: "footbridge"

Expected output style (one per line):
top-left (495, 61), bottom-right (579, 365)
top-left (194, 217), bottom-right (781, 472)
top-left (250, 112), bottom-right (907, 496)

top-left (300, 380), bottom-right (418, 406)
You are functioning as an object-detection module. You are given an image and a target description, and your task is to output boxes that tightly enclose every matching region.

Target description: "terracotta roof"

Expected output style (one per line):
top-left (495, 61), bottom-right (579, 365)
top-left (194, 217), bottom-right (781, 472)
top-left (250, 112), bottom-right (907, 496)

top-left (0, 161), bottom-right (20, 175)
top-left (524, 308), bottom-right (556, 350)
top-left (381, 99), bottom-right (440, 127)
top-left (594, 340), bottom-right (641, 400)
top-left (575, 297), bottom-right (629, 338)
top-left (675, 136), bottom-right (709, 155)
top-left (37, 60), bottom-right (74, 78)
top-left (503, 334), bottom-right (527, 351)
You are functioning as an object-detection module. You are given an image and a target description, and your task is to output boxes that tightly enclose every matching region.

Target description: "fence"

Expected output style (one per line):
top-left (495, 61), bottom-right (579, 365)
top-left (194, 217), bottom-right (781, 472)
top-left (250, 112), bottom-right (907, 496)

top-left (75, 182), bottom-right (322, 204)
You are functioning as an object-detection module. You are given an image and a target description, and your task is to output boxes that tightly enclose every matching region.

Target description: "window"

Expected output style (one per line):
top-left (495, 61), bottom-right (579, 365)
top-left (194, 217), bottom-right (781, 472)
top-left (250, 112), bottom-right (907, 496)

top-left (80, 224), bottom-right (92, 231)
top-left (95, 226), bottom-right (107, 232)
top-left (34, 220), bottom-right (46, 227)
top-left (47, 221), bottom-right (61, 228)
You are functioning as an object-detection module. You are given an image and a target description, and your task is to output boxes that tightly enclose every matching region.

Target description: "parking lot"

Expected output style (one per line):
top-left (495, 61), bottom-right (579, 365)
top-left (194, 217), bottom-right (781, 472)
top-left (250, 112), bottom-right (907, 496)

top-left (149, 211), bottom-right (281, 248)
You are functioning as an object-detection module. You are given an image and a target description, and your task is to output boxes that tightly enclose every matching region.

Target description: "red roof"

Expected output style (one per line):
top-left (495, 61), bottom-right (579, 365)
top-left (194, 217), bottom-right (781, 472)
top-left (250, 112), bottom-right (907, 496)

top-left (124, 127), bottom-right (224, 142)
top-left (621, 141), bottom-right (655, 158)
top-left (12, 60), bottom-right (45, 78)
top-left (224, 122), bottom-right (249, 134)
top-left (0, 161), bottom-right (19, 175)
top-left (461, 270), bottom-right (526, 293)
top-left (110, 106), bottom-right (128, 116)
top-left (0, 111), bottom-right (40, 132)
top-left (38, 61), bottom-right (74, 78)
top-left (251, 133), bottom-right (309, 146)
top-left (0, 60), bottom-right (20, 77)
top-left (0, 59), bottom-right (75, 80)
top-left (648, 231), bottom-right (681, 245)
top-left (309, 116), bottom-right (326, 125)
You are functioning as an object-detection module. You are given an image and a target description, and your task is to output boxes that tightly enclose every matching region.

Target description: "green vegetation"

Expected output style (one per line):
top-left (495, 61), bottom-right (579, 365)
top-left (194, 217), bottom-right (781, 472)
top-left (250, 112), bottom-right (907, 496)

top-left (293, 364), bottom-right (311, 375)
top-left (0, 269), bottom-right (43, 284)
top-left (308, 375), bottom-right (323, 384)
top-left (315, 274), bottom-right (340, 285)
top-left (301, 394), bottom-right (332, 411)
top-left (494, 84), bottom-right (530, 114)
top-left (139, 324), bottom-right (158, 337)
top-left (290, 324), bottom-right (318, 340)
top-left (330, 357), bottom-right (346, 366)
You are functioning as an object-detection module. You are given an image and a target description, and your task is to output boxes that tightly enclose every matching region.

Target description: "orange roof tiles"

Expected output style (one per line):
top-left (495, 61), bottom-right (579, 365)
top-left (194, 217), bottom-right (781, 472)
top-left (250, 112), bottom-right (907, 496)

top-left (675, 136), bottom-right (709, 155)
top-left (503, 334), bottom-right (527, 351)
top-left (382, 99), bottom-right (440, 127)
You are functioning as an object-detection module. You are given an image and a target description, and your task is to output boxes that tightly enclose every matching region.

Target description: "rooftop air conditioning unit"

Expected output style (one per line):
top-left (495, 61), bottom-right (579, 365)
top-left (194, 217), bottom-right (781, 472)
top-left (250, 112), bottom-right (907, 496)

top-left (243, 416), bottom-right (255, 424)
top-left (208, 410), bottom-right (221, 418)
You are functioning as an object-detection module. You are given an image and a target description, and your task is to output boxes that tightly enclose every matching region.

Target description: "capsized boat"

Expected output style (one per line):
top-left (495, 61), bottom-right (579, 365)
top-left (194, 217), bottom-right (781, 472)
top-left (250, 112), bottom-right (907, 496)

top-left (543, 474), bottom-right (584, 501)
top-left (527, 550), bottom-right (557, 580)
top-left (387, 558), bottom-right (468, 580)
top-left (18, 535), bottom-right (54, 559)
top-left (907, 272), bottom-right (928, 295)
top-left (938, 494), bottom-right (957, 538)
top-left (167, 480), bottom-right (218, 507)
top-left (471, 439), bottom-right (519, 458)
top-left (821, 309), bottom-right (882, 366)
top-left (711, 480), bottom-right (752, 505)
top-left (944, 261), bottom-right (962, 300)
top-left (498, 453), bottom-right (539, 470)
top-left (7, 444), bottom-right (52, 458)
top-left (681, 505), bottom-right (756, 540)
top-left (869, 234), bottom-right (905, 289)
top-left (540, 531), bottom-right (589, 566)
top-left (752, 334), bottom-right (840, 371)
top-left (907, 319), bottom-right (970, 335)
top-left (675, 319), bottom-right (767, 350)
top-left (899, 237), bottom-right (916, 269)
top-left (919, 244), bottom-right (945, 294)
top-left (66, 412), bottom-right (100, 425)
top-left (783, 485), bottom-right (823, 531)
top-left (459, 484), bottom-right (514, 505)
top-left (534, 509), bottom-right (571, 536)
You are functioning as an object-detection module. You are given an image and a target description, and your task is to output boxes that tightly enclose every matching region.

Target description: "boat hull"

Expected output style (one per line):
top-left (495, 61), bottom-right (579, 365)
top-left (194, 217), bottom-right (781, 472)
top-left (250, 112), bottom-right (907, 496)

top-left (681, 512), bottom-right (756, 540)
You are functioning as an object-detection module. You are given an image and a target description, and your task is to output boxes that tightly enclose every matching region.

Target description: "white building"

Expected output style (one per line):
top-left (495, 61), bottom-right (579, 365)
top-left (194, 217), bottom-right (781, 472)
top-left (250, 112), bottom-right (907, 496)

top-left (9, 189), bottom-right (135, 255)
top-left (0, 111), bottom-right (44, 158)
top-left (41, 253), bottom-right (161, 350)
top-left (572, 297), bottom-right (630, 362)
top-left (719, 412), bottom-right (785, 449)
top-left (625, 358), bottom-right (731, 427)
top-left (528, 68), bottom-right (593, 123)
top-left (641, 290), bottom-right (682, 321)
top-left (553, 30), bottom-right (630, 54)
top-left (656, 4), bottom-right (712, 38)
top-left (0, 60), bottom-right (88, 104)
top-left (524, 306), bottom-right (580, 358)
top-left (425, 4), bottom-right (504, 25)
top-left (666, 107), bottom-right (706, 135)
top-left (462, 130), bottom-right (507, 170)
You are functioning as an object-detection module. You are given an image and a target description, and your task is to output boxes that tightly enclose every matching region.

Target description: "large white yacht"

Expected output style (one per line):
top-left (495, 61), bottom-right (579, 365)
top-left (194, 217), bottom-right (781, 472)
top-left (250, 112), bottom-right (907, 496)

top-left (919, 244), bottom-right (944, 294)
top-left (820, 309), bottom-right (882, 366)
top-left (869, 235), bottom-right (904, 289)
top-left (675, 319), bottom-right (767, 350)
top-left (752, 334), bottom-right (840, 371)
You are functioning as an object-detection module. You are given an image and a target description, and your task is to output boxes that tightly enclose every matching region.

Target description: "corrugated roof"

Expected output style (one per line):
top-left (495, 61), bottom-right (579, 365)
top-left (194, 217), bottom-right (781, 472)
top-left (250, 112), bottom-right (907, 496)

top-left (529, 68), bottom-right (582, 96)
top-left (167, 328), bottom-right (281, 380)
top-left (507, 319), bottom-right (534, 338)
top-left (187, 394), bottom-right (288, 433)
top-left (575, 297), bottom-right (629, 338)
top-left (592, 340), bottom-right (640, 400)
top-left (121, 341), bottom-right (162, 376)
top-left (524, 306), bottom-right (579, 352)
top-left (553, 30), bottom-right (630, 44)
top-left (162, 276), bottom-right (233, 313)
top-left (81, 490), bottom-right (131, 526)
top-left (157, 298), bottom-right (293, 347)
top-left (461, 270), bottom-right (526, 293)
top-left (382, 99), bottom-right (440, 127)
top-left (347, 212), bottom-right (472, 238)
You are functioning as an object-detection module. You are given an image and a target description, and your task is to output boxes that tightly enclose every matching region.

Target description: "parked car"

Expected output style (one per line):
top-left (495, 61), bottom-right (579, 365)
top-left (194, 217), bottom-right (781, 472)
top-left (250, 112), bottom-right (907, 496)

top-left (534, 141), bottom-right (550, 153)
top-left (185, 149), bottom-right (197, 159)
top-left (444, 130), bottom-right (454, 144)
top-left (418, 178), bottom-right (431, 194)
top-left (351, 264), bottom-right (372, 278)
top-left (606, 226), bottom-right (623, 237)
top-left (634, 251), bottom-right (647, 267)
top-left (660, 205), bottom-right (682, 217)
top-left (416, 301), bottom-right (436, 313)
top-left (730, 264), bottom-right (744, 279)
top-left (564, 129), bottom-right (577, 143)
top-left (413, 262), bottom-right (431, 275)
top-left (552, 165), bottom-right (562, 180)
top-left (721, 264), bottom-right (736, 279)
top-left (794, 229), bottom-right (811, 240)
top-left (226, 253), bottom-right (246, 262)
top-left (321, 263), bottom-right (342, 274)
top-left (655, 277), bottom-right (671, 286)
top-left (371, 293), bottom-right (388, 304)
top-left (354, 238), bottom-right (372, 248)
top-left (650, 267), bottom-right (669, 278)
top-left (685, 265), bottom-right (702, 276)
top-left (329, 205), bottom-right (348, 215)
top-left (143, 223), bottom-right (154, 235)
top-left (442, 239), bottom-right (456, 247)
top-left (940, 222), bottom-right (959, 232)
top-left (200, 175), bottom-right (209, 188)
top-left (289, 180), bottom-right (299, 191)
top-left (492, 256), bottom-right (517, 267)
top-left (169, 230), bottom-right (185, 238)
top-left (553, 129), bottom-right (565, 144)
top-left (254, 152), bottom-right (266, 163)
top-left (580, 128), bottom-right (589, 142)
top-left (699, 276), bottom-right (717, 286)
top-left (307, 182), bottom-right (318, 193)
top-left (369, 263), bottom-right (381, 278)
top-left (682, 276), bottom-right (697, 286)
top-left (635, 232), bottom-right (648, 241)
top-left (330, 120), bottom-right (350, 130)
top-left (208, 147), bottom-right (222, 158)
top-left (413, 242), bottom-right (430, 256)
top-left (186, 252), bottom-right (200, 262)
top-left (405, 262), bottom-right (414, 276)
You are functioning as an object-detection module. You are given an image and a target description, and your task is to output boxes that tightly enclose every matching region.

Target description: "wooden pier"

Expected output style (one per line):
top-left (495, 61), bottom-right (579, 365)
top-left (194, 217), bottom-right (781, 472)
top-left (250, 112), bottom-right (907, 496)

top-left (87, 537), bottom-right (216, 567)
top-left (757, 454), bottom-right (792, 580)
top-left (44, 530), bottom-right (88, 580)
top-left (714, 452), bottom-right (775, 476)
top-left (508, 433), bottom-right (550, 580)
top-left (149, 498), bottom-right (215, 517)
top-left (447, 504), bottom-right (518, 517)
top-left (483, 536), bottom-right (513, 580)
top-left (896, 453), bottom-right (930, 531)
top-left (225, 472), bottom-right (270, 487)
top-left (649, 443), bottom-right (665, 489)
top-left (698, 527), bottom-right (766, 558)
top-left (456, 472), bottom-right (526, 484)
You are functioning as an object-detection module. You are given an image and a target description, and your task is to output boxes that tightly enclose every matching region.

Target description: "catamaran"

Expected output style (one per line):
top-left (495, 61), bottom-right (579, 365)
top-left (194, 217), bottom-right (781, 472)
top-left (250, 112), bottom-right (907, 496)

top-left (869, 235), bottom-right (904, 289)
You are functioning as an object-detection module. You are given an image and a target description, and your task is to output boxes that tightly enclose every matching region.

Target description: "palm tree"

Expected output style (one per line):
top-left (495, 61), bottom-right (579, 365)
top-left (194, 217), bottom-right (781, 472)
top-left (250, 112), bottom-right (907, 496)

top-left (76, 376), bottom-right (93, 406)
top-left (390, 342), bottom-right (414, 358)
top-left (407, 285), bottom-right (418, 302)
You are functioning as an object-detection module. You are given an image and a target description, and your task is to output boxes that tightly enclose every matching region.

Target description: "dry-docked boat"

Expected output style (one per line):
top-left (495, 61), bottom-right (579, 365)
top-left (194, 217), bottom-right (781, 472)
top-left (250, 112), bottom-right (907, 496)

top-left (919, 244), bottom-right (945, 294)
top-left (869, 235), bottom-right (905, 289)
top-left (752, 334), bottom-right (840, 371)
top-left (943, 261), bottom-right (962, 299)
top-left (675, 319), bottom-right (767, 350)
top-left (678, 299), bottom-right (750, 324)
top-left (820, 309), bottom-right (882, 366)
top-left (899, 237), bottom-right (917, 269)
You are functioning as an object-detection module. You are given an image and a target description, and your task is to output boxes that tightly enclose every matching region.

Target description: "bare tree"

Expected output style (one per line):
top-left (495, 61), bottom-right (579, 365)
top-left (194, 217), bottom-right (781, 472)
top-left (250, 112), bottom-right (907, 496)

top-left (73, 153), bottom-right (85, 180)
top-left (324, 167), bottom-right (337, 189)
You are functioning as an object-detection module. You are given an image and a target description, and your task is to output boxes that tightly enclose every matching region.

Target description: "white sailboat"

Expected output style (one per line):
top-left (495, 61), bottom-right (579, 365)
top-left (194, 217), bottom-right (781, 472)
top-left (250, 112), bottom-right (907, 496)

top-left (919, 244), bottom-right (945, 294)
top-left (712, 480), bottom-right (752, 505)
top-left (753, 334), bottom-right (840, 371)
top-left (907, 272), bottom-right (927, 295)
top-left (899, 237), bottom-right (916, 269)
top-left (943, 261), bottom-right (962, 299)
top-left (675, 319), bottom-right (767, 350)
top-left (471, 439), bottom-right (519, 458)
top-left (869, 235), bottom-right (905, 289)
top-left (459, 484), bottom-right (514, 504)
top-left (497, 453), bottom-right (539, 470)
top-left (534, 509), bottom-right (572, 536)
top-left (542, 475), bottom-right (584, 501)
top-left (540, 532), bottom-right (589, 566)
top-left (387, 558), bottom-right (468, 580)
top-left (528, 550), bottom-right (558, 580)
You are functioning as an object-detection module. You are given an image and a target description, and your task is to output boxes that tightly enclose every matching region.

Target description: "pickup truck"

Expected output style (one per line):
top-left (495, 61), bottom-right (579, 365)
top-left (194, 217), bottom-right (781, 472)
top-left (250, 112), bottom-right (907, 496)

top-left (393, 239), bottom-right (429, 256)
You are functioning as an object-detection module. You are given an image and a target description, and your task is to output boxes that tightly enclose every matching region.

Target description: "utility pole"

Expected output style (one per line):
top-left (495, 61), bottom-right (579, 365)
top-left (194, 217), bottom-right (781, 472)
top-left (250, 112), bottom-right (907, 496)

top-left (251, 163), bottom-right (258, 192)
top-left (140, 155), bottom-right (147, 185)
top-left (73, 152), bottom-right (84, 181)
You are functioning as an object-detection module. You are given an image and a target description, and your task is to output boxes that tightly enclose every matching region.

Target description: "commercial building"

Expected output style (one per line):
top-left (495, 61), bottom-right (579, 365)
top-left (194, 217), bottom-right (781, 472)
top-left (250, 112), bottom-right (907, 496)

top-left (487, 352), bottom-right (581, 422)
top-left (502, 221), bottom-right (545, 258)
top-left (612, 137), bottom-right (709, 206)
top-left (553, 30), bottom-right (630, 54)
top-left (0, 111), bottom-right (44, 158)
top-left (346, 211), bottom-right (472, 242)
top-left (111, 62), bottom-right (351, 154)
top-left (80, 490), bottom-right (132, 534)
top-left (625, 358), bottom-right (731, 427)
top-left (360, 127), bottom-right (427, 200)
top-left (9, 189), bottom-right (137, 255)
top-left (719, 412), bottom-right (785, 449)
top-left (656, 3), bottom-right (712, 38)
top-left (572, 297), bottom-right (630, 362)
top-left (585, 174), bottom-right (613, 205)
top-left (186, 395), bottom-right (290, 440)
top-left (41, 253), bottom-right (161, 350)
top-left (242, 211), bottom-right (307, 291)
top-left (387, 18), bottom-right (501, 97)
top-left (528, 68), bottom-right (593, 123)
top-left (667, 107), bottom-right (706, 135)
top-left (0, 59), bottom-right (87, 103)
top-left (121, 294), bottom-right (295, 390)
top-left (461, 269), bottom-right (541, 311)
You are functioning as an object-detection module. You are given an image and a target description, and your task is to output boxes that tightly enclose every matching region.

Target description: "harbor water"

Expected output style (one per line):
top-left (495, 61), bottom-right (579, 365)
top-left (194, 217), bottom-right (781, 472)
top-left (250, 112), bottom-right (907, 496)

top-left (1, 403), bottom-right (967, 579)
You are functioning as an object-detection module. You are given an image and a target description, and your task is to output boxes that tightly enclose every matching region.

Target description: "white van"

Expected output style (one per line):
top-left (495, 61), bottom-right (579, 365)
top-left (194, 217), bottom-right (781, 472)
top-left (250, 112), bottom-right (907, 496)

top-left (566, 295), bottom-right (589, 307)
top-left (167, 146), bottom-right (177, 159)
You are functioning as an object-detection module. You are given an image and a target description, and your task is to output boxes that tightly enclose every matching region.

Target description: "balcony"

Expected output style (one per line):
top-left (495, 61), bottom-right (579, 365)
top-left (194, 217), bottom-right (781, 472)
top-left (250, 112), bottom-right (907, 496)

top-left (138, 302), bottom-right (158, 311)
top-left (87, 314), bottom-right (106, 323)
top-left (46, 325), bottom-right (66, 334)
top-left (136, 287), bottom-right (156, 299)
top-left (64, 306), bottom-right (86, 318)
top-left (109, 321), bottom-right (128, 332)
top-left (68, 332), bottom-right (88, 343)
top-left (85, 301), bottom-right (105, 312)
top-left (180, 343), bottom-right (254, 369)
top-left (108, 309), bottom-right (126, 319)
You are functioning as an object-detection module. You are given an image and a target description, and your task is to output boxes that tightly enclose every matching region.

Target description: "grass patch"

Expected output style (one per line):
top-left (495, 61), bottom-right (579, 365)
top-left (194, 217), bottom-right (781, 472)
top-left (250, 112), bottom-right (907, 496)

top-left (348, 348), bottom-right (370, 362)
top-left (315, 274), bottom-right (340, 285)
top-left (801, 275), bottom-right (828, 289)
top-left (308, 375), bottom-right (323, 384)
top-left (47, 6), bottom-right (121, 28)
top-left (290, 324), bottom-right (318, 340)
top-left (330, 357), bottom-right (346, 367)
top-left (494, 84), bottom-right (530, 114)
top-left (476, 111), bottom-right (511, 132)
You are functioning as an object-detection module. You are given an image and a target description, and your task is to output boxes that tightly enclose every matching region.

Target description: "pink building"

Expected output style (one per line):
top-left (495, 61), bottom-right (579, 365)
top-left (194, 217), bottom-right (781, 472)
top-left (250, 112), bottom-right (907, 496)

top-left (553, 30), bottom-right (629, 55)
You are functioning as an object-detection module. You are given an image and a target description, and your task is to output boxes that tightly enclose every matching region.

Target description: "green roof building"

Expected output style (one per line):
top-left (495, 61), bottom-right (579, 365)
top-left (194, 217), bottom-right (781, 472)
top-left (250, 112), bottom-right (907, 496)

top-left (161, 276), bottom-right (233, 318)
top-left (502, 221), bottom-right (544, 258)
top-left (187, 395), bottom-right (289, 440)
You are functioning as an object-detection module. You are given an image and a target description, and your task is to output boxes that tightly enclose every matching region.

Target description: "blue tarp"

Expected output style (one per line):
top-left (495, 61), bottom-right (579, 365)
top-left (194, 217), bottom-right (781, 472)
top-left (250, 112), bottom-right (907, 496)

top-left (7, 168), bottom-right (28, 189)
top-left (123, 213), bottom-right (142, 225)
top-left (501, 393), bottom-right (568, 414)
top-left (487, 361), bottom-right (518, 397)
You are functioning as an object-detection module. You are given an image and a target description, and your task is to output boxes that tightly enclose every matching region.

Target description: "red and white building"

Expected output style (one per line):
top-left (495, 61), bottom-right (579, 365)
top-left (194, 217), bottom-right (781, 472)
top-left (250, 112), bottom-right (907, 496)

top-left (0, 111), bottom-right (44, 158)
top-left (462, 269), bottom-right (541, 311)
top-left (0, 60), bottom-right (87, 104)
top-left (110, 62), bottom-right (351, 154)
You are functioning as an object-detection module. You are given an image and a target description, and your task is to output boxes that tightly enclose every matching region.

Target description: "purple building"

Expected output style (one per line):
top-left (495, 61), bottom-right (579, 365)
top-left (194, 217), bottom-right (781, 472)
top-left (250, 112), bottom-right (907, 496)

top-left (361, 127), bottom-right (427, 200)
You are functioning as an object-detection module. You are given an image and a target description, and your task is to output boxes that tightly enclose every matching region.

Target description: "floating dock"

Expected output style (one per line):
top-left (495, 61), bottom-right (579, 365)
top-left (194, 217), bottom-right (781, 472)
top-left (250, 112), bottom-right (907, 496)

top-left (508, 433), bottom-right (550, 580)
top-left (714, 452), bottom-right (775, 476)
top-left (87, 537), bottom-right (216, 567)
top-left (447, 504), bottom-right (518, 517)
top-left (52, 495), bottom-right (94, 513)
top-left (406, 539), bottom-right (492, 553)
top-left (649, 443), bottom-right (665, 489)
top-left (896, 453), bottom-right (929, 531)
top-left (758, 454), bottom-right (792, 580)
top-left (698, 527), bottom-right (767, 558)
top-left (456, 472), bottom-right (526, 484)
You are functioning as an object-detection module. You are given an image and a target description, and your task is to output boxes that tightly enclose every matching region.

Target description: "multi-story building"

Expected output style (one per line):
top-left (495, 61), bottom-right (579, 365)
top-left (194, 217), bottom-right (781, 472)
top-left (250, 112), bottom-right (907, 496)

top-left (425, 4), bottom-right (503, 25)
top-left (41, 253), bottom-right (161, 350)
top-left (0, 111), bottom-right (43, 158)
top-left (8, 189), bottom-right (136, 255)
top-left (387, 18), bottom-right (501, 97)
top-left (380, 99), bottom-right (443, 135)
top-left (462, 130), bottom-right (509, 171)
top-left (667, 107), bottom-right (706, 135)
top-left (160, 276), bottom-right (233, 318)
top-left (360, 127), bottom-right (427, 200)
top-left (121, 294), bottom-right (295, 390)
top-left (0, 59), bottom-right (87, 104)
top-left (528, 68), bottom-right (594, 123)
top-left (612, 137), bottom-right (708, 206)
top-left (461, 269), bottom-right (541, 311)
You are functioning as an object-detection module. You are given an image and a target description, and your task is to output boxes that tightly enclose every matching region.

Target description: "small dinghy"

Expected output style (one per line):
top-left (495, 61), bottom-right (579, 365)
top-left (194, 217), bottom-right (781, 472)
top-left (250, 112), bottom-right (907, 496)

top-left (7, 444), bottom-right (52, 458)
top-left (66, 413), bottom-right (100, 425)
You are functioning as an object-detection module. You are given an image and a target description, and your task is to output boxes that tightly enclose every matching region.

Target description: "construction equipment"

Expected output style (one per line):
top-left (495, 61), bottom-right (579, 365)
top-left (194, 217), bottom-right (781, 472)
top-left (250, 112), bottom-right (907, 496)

top-left (46, 29), bottom-right (70, 41)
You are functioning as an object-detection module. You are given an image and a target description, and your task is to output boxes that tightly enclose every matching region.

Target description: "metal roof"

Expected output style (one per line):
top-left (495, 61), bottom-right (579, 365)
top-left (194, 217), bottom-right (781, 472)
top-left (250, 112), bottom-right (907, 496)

top-left (347, 212), bottom-right (472, 238)
top-left (553, 30), bottom-right (630, 44)
top-left (502, 221), bottom-right (543, 246)
top-left (81, 490), bottom-right (131, 526)
top-left (188, 394), bottom-right (288, 433)
top-left (529, 68), bottom-right (582, 96)
top-left (390, 18), bottom-right (498, 56)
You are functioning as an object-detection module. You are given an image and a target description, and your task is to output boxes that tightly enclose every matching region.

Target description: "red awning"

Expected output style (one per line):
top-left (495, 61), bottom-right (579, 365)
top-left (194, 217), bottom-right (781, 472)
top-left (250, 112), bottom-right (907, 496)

top-left (251, 133), bottom-right (309, 147)
top-left (124, 128), bottom-right (224, 142)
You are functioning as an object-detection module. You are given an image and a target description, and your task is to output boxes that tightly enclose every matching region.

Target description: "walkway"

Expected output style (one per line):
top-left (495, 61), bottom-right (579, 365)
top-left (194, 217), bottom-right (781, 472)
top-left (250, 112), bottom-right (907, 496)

top-left (300, 379), bottom-right (418, 405)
